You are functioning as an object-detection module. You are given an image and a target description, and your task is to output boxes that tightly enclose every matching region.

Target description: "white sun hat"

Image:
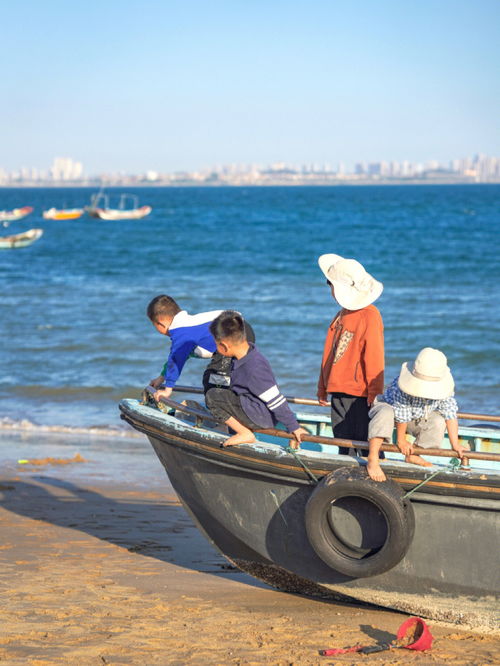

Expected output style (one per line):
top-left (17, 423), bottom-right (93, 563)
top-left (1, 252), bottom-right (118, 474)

top-left (398, 347), bottom-right (455, 399)
top-left (318, 253), bottom-right (383, 311)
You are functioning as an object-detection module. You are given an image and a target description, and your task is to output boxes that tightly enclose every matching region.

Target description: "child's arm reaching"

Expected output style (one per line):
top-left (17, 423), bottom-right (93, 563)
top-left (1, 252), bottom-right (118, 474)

top-left (395, 422), bottom-right (414, 456)
top-left (289, 426), bottom-right (309, 449)
top-left (445, 418), bottom-right (465, 458)
top-left (317, 375), bottom-right (329, 406)
top-left (396, 420), bottom-right (432, 469)
top-left (149, 374), bottom-right (169, 400)
top-left (150, 375), bottom-right (165, 389)
top-left (152, 339), bottom-right (194, 399)
top-left (153, 386), bottom-right (173, 401)
top-left (363, 308), bottom-right (384, 405)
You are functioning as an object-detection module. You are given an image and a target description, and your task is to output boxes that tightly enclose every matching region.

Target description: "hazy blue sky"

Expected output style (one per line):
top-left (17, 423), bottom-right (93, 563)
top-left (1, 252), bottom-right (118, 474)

top-left (2, 1), bottom-right (499, 173)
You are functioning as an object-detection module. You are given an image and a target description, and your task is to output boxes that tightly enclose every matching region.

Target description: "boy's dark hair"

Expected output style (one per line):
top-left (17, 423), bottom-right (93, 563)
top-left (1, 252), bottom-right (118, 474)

top-left (210, 310), bottom-right (247, 342)
top-left (147, 295), bottom-right (181, 321)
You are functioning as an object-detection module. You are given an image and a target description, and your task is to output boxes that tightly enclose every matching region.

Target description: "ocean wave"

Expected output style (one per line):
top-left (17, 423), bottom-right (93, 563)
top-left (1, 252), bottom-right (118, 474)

top-left (5, 385), bottom-right (143, 400)
top-left (0, 417), bottom-right (142, 438)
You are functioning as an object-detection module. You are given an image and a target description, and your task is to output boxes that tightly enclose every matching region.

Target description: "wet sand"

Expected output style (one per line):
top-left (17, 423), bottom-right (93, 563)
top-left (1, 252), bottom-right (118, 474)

top-left (1, 442), bottom-right (499, 665)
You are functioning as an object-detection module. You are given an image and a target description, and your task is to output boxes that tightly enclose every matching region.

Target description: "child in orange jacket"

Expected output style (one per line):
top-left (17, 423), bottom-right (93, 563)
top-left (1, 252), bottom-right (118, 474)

top-left (317, 254), bottom-right (385, 456)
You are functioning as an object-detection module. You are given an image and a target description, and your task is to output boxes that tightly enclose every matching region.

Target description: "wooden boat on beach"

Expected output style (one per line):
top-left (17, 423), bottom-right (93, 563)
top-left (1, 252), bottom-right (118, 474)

top-left (0, 228), bottom-right (43, 249)
top-left (0, 206), bottom-right (33, 224)
top-left (119, 387), bottom-right (500, 630)
top-left (85, 193), bottom-right (151, 220)
top-left (43, 207), bottom-right (84, 220)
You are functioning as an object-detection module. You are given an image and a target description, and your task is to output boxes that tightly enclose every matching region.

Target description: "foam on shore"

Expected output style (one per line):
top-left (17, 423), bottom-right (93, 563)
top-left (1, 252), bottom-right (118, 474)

top-left (0, 416), bottom-right (142, 438)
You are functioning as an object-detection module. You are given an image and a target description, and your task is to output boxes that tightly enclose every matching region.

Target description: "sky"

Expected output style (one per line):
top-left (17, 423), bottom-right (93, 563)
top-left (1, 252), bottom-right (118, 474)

top-left (2, 0), bottom-right (499, 174)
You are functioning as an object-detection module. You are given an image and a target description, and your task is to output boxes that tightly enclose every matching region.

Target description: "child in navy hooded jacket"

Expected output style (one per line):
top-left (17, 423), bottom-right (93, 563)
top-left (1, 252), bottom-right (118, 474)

top-left (205, 310), bottom-right (307, 448)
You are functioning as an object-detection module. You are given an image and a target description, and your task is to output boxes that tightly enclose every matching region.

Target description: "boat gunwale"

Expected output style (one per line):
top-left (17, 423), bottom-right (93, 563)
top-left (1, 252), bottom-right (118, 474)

top-left (141, 386), bottom-right (500, 461)
top-left (119, 399), bottom-right (500, 500)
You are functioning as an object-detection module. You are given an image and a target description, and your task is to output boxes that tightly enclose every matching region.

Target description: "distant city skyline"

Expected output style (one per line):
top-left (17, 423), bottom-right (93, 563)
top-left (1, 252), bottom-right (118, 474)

top-left (2, 1), bottom-right (499, 172)
top-left (1, 153), bottom-right (498, 186)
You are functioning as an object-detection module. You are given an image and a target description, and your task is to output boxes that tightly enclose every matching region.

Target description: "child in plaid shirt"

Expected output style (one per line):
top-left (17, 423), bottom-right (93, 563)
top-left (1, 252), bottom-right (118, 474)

top-left (367, 347), bottom-right (467, 482)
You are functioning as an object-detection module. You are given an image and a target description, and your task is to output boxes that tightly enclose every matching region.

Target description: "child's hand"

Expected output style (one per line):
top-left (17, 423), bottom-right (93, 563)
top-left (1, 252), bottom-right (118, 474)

top-left (317, 390), bottom-right (329, 407)
top-left (290, 427), bottom-right (308, 449)
top-left (150, 375), bottom-right (165, 389)
top-left (397, 439), bottom-right (414, 456)
top-left (153, 387), bottom-right (173, 402)
top-left (451, 442), bottom-right (466, 458)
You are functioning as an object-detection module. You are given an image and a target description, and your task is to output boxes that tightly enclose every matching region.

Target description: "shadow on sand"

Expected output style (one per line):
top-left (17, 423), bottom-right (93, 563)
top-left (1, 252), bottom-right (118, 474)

top-left (0, 475), bottom-right (258, 580)
top-left (0, 474), bottom-right (384, 623)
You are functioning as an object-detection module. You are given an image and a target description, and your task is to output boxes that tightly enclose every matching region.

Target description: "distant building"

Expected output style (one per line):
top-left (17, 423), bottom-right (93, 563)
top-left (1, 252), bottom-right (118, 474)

top-left (367, 162), bottom-right (381, 176)
top-left (0, 153), bottom-right (499, 187)
top-left (425, 160), bottom-right (440, 172)
top-left (51, 157), bottom-right (84, 181)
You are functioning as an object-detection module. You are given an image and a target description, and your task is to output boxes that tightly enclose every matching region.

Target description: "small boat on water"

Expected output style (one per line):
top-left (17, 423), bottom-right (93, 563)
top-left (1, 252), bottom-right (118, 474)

top-left (0, 228), bottom-right (43, 249)
top-left (119, 386), bottom-right (500, 630)
top-left (85, 193), bottom-right (151, 220)
top-left (42, 207), bottom-right (84, 220)
top-left (0, 206), bottom-right (34, 224)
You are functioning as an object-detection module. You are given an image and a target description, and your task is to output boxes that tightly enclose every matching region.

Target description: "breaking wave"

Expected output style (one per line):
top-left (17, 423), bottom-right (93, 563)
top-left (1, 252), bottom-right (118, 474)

top-left (0, 417), bottom-right (142, 438)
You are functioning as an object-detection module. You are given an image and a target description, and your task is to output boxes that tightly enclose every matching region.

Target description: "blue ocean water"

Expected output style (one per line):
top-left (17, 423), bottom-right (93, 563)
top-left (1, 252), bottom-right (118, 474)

top-left (1, 184), bottom-right (499, 431)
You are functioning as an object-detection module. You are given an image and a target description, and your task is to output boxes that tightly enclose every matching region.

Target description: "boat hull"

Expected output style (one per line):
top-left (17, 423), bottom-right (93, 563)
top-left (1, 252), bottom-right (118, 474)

top-left (87, 206), bottom-right (152, 220)
top-left (119, 399), bottom-right (500, 629)
top-left (43, 208), bottom-right (83, 220)
top-left (0, 228), bottom-right (43, 248)
top-left (0, 206), bottom-right (33, 222)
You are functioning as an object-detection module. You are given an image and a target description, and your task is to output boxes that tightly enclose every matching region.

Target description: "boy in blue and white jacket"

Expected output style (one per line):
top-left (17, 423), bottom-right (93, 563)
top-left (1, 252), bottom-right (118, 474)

top-left (205, 310), bottom-right (307, 448)
top-left (147, 294), bottom-right (221, 401)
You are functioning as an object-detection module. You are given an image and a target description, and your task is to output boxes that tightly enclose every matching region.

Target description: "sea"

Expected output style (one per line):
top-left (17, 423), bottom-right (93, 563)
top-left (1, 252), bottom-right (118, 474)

top-left (1, 184), bottom-right (499, 440)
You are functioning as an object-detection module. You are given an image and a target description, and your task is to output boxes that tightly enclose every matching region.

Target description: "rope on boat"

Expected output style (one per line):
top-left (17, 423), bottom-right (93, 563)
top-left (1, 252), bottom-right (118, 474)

top-left (285, 445), bottom-right (319, 484)
top-left (402, 458), bottom-right (461, 499)
top-left (403, 469), bottom-right (443, 498)
top-left (286, 443), bottom-right (462, 498)
top-left (269, 489), bottom-right (288, 525)
top-left (286, 443), bottom-right (458, 495)
top-left (140, 389), bottom-right (170, 414)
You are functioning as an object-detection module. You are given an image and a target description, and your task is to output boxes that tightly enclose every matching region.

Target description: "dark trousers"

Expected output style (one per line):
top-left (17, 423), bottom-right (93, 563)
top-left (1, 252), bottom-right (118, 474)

top-left (205, 387), bottom-right (259, 430)
top-left (202, 353), bottom-right (232, 393)
top-left (330, 392), bottom-right (384, 458)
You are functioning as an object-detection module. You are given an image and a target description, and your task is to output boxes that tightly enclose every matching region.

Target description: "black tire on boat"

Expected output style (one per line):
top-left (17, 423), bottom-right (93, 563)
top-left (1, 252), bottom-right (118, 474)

top-left (305, 467), bottom-right (415, 578)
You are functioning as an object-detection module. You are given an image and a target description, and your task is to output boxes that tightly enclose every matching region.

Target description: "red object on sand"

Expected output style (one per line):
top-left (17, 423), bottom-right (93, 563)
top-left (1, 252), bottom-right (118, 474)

top-left (320, 616), bottom-right (433, 656)
top-left (396, 617), bottom-right (433, 651)
top-left (320, 645), bottom-right (363, 656)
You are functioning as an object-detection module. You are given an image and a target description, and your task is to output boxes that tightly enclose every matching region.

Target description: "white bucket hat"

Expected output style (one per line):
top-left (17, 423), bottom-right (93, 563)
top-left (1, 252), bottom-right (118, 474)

top-left (318, 253), bottom-right (383, 311)
top-left (398, 347), bottom-right (454, 399)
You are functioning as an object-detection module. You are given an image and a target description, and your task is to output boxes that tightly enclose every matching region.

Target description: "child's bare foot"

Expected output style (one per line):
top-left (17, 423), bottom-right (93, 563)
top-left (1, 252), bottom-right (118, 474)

top-left (222, 432), bottom-right (257, 447)
top-left (367, 459), bottom-right (387, 482)
top-left (405, 454), bottom-right (433, 467)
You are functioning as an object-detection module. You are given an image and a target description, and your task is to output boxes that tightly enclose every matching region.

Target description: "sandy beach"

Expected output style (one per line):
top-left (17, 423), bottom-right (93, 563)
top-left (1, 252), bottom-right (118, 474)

top-left (0, 431), bottom-right (498, 665)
